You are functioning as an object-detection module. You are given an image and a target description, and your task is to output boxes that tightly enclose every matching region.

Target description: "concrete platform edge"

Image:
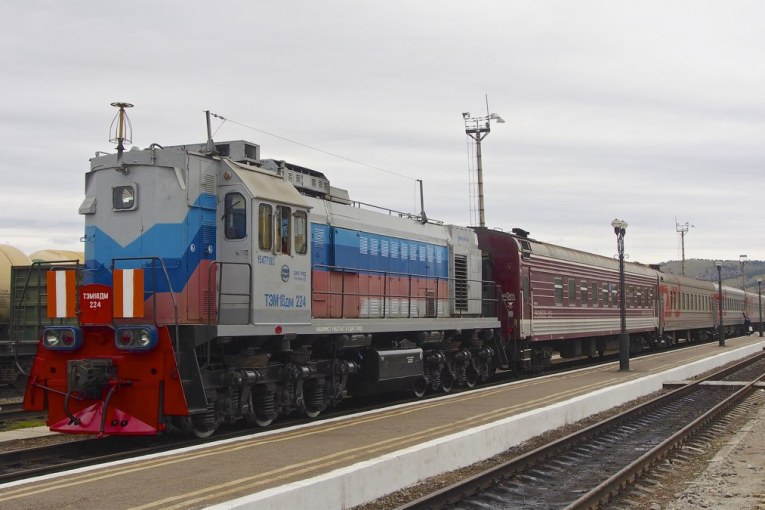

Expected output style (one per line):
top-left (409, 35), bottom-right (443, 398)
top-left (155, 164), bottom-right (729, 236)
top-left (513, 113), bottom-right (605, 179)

top-left (208, 341), bottom-right (765, 510)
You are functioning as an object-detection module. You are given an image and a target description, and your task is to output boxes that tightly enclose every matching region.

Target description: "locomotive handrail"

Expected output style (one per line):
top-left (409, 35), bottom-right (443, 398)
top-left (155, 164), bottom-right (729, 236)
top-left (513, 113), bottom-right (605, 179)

top-left (11, 260), bottom-right (82, 377)
top-left (206, 261), bottom-right (252, 327)
top-left (349, 199), bottom-right (444, 225)
top-left (111, 257), bottom-right (179, 354)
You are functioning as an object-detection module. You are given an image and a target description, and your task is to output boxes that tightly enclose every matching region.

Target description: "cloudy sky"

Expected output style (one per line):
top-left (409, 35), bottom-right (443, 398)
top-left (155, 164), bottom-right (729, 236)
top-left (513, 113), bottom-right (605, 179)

top-left (1, 1), bottom-right (763, 265)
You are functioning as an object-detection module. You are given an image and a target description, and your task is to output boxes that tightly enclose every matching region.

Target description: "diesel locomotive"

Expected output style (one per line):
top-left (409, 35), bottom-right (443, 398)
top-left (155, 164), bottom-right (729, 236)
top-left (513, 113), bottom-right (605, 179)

top-left (22, 109), bottom-right (762, 437)
top-left (23, 130), bottom-right (502, 437)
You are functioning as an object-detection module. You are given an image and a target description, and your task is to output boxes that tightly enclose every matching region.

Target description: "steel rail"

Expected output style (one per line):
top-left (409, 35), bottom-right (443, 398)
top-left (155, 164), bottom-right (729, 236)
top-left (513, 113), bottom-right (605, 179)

top-left (397, 350), bottom-right (765, 510)
top-left (568, 368), bottom-right (765, 509)
top-left (0, 401), bottom-right (45, 423)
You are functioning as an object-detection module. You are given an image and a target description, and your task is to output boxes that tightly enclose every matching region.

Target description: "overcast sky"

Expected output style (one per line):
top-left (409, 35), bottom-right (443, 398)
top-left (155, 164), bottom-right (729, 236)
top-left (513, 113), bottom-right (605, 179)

top-left (1, 1), bottom-right (763, 265)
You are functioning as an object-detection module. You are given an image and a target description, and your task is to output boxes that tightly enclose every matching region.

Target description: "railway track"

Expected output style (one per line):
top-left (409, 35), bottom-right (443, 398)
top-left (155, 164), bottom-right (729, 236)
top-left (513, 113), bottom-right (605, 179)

top-left (397, 351), bottom-right (765, 510)
top-left (0, 401), bottom-right (42, 422)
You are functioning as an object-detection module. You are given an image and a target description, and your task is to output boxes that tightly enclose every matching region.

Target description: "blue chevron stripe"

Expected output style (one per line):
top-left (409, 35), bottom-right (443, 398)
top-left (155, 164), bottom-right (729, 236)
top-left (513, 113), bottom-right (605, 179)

top-left (84, 198), bottom-right (216, 292)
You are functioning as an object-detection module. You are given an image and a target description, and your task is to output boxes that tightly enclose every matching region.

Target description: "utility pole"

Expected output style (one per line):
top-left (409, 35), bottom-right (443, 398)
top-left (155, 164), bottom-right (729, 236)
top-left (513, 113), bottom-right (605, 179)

top-left (675, 220), bottom-right (693, 276)
top-left (739, 254), bottom-right (748, 290)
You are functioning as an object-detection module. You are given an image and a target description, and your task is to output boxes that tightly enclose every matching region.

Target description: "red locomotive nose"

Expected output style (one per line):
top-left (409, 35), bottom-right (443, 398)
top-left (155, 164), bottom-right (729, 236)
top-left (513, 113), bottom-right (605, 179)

top-left (51, 403), bottom-right (159, 436)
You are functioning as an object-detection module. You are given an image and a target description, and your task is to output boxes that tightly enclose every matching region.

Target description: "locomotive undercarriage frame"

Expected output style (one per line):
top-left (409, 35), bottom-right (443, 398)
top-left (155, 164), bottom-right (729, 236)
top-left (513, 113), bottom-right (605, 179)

top-left (174, 328), bottom-right (499, 436)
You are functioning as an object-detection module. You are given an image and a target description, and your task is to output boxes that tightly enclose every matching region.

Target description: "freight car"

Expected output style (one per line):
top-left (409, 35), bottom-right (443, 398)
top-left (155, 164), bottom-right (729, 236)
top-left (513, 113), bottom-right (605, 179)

top-left (0, 246), bottom-right (83, 387)
top-left (0, 245), bottom-right (33, 386)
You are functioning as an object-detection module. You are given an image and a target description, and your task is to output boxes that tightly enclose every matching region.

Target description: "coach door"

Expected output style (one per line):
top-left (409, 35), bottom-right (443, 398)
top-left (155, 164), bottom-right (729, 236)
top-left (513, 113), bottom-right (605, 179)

top-left (217, 185), bottom-right (252, 324)
top-left (522, 266), bottom-right (532, 337)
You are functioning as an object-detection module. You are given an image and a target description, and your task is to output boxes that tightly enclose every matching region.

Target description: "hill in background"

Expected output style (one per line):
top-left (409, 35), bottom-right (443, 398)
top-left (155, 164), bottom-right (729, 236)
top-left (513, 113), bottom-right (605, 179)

top-left (658, 258), bottom-right (765, 293)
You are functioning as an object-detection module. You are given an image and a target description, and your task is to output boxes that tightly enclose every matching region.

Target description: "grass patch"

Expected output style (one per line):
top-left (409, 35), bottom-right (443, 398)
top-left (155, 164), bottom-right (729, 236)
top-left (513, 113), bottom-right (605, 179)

top-left (2, 420), bottom-right (45, 431)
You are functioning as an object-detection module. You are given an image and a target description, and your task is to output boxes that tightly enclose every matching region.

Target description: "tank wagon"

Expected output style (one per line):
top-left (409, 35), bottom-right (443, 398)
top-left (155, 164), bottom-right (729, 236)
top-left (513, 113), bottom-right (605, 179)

top-left (29, 250), bottom-right (84, 264)
top-left (23, 138), bottom-right (502, 437)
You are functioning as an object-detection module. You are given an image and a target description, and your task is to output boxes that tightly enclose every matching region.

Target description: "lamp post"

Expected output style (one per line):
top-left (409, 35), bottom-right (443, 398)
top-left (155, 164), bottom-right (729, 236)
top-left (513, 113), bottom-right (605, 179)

top-left (758, 278), bottom-right (763, 338)
top-left (716, 260), bottom-right (725, 347)
top-left (611, 219), bottom-right (629, 371)
top-left (739, 254), bottom-right (748, 290)
top-left (463, 109), bottom-right (505, 228)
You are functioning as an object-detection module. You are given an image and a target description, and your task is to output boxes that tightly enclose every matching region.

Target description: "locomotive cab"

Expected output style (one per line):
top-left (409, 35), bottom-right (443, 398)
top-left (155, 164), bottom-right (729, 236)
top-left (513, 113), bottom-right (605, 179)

top-left (216, 160), bottom-right (311, 329)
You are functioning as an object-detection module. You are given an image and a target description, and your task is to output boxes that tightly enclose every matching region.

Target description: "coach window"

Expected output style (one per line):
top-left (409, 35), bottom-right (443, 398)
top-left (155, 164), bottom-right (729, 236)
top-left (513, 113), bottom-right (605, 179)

top-left (224, 193), bottom-right (246, 240)
top-left (602, 283), bottom-right (609, 306)
top-left (554, 278), bottom-right (563, 305)
top-left (294, 211), bottom-right (307, 255)
top-left (581, 281), bottom-right (588, 307)
top-left (592, 283), bottom-right (599, 306)
top-left (568, 279), bottom-right (576, 305)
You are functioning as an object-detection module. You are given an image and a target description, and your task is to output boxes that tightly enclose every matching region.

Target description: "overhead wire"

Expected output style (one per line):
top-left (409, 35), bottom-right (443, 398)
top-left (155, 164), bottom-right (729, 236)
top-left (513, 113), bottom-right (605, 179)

top-left (210, 113), bottom-right (416, 182)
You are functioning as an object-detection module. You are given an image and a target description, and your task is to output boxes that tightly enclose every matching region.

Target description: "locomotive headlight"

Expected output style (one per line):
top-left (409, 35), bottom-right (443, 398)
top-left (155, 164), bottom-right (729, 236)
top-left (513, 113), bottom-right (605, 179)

top-left (114, 326), bottom-right (157, 351)
top-left (45, 331), bottom-right (61, 347)
top-left (137, 330), bottom-right (152, 347)
top-left (42, 327), bottom-right (83, 351)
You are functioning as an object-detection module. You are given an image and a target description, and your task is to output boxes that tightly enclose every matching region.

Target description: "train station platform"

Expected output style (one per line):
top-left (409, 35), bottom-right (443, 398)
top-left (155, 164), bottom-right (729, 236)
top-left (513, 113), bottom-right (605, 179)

top-left (1, 336), bottom-right (764, 510)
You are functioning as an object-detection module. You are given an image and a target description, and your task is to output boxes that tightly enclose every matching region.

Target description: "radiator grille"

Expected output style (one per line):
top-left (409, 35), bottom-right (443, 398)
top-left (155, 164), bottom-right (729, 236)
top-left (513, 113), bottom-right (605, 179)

top-left (455, 254), bottom-right (468, 311)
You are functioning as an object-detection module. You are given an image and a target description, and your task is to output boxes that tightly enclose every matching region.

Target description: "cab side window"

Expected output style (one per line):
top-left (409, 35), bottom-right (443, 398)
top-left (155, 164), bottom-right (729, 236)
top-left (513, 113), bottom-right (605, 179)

top-left (258, 204), bottom-right (272, 250)
top-left (294, 211), bottom-right (307, 255)
top-left (276, 205), bottom-right (291, 254)
top-left (224, 193), bottom-right (246, 240)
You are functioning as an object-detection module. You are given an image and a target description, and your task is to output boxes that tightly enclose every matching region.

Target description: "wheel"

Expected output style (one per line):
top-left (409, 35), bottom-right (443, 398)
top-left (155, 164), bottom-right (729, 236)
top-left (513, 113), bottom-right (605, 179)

top-left (411, 377), bottom-right (427, 398)
top-left (190, 422), bottom-right (217, 439)
top-left (303, 381), bottom-right (327, 419)
top-left (252, 415), bottom-right (275, 427)
top-left (440, 369), bottom-right (455, 393)
top-left (251, 391), bottom-right (279, 427)
top-left (304, 407), bottom-right (322, 419)
top-left (175, 416), bottom-right (218, 438)
top-left (465, 367), bottom-right (479, 389)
